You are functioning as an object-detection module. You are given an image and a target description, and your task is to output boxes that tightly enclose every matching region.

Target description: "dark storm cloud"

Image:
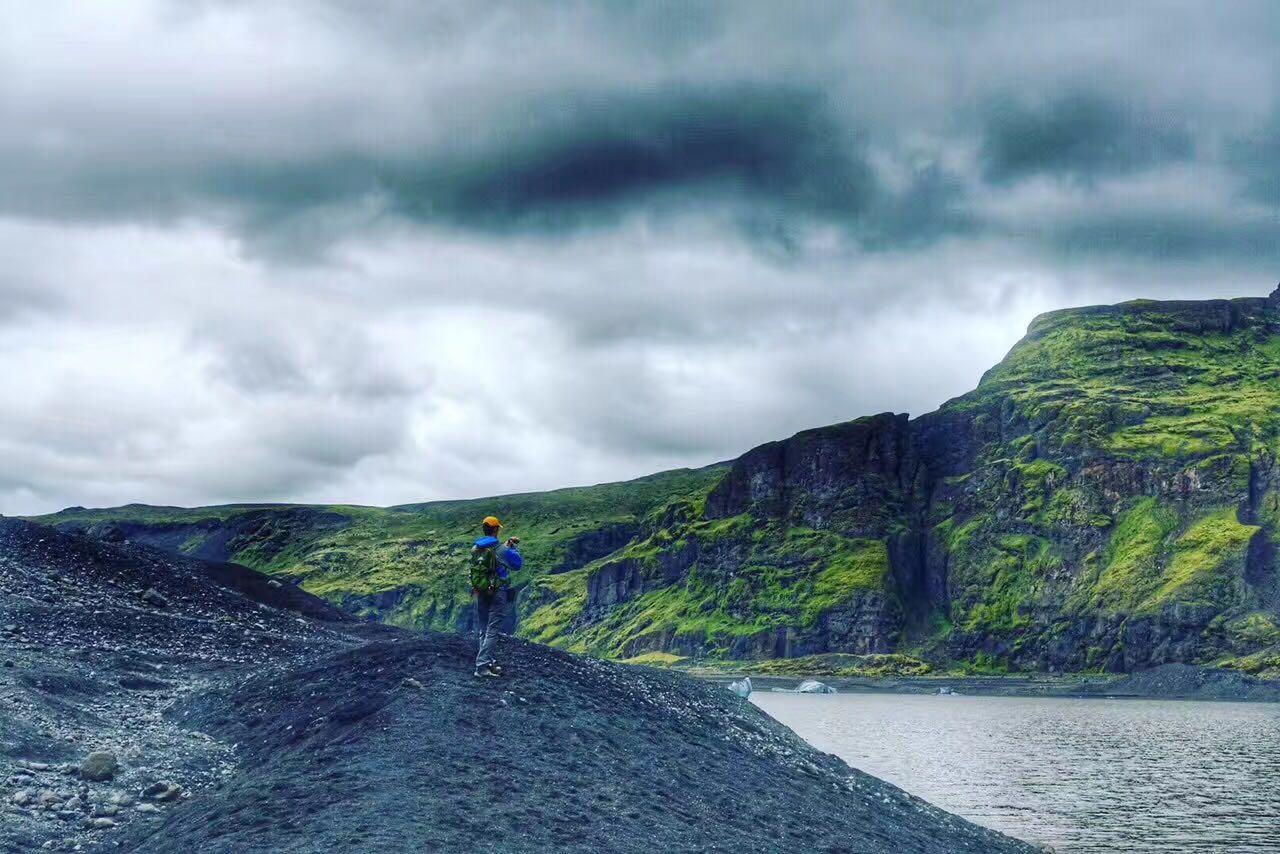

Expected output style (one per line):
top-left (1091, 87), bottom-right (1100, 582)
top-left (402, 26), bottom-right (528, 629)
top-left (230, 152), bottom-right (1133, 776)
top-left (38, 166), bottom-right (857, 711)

top-left (0, 85), bottom-right (887, 253)
top-left (0, 88), bottom-right (870, 259)
top-left (387, 87), bottom-right (875, 230)
top-left (0, 152), bottom-right (373, 246)
top-left (860, 164), bottom-right (977, 250)
top-left (1050, 212), bottom-right (1280, 264)
top-left (980, 93), bottom-right (1194, 184)
top-left (1230, 115), bottom-right (1280, 208)
top-left (3, 2), bottom-right (1272, 263)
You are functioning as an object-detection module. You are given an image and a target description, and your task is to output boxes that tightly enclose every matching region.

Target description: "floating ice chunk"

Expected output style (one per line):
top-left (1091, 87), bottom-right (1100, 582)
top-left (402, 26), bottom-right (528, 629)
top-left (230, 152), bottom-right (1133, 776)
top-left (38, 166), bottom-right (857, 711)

top-left (795, 680), bottom-right (835, 694)
top-left (771, 680), bottom-right (837, 694)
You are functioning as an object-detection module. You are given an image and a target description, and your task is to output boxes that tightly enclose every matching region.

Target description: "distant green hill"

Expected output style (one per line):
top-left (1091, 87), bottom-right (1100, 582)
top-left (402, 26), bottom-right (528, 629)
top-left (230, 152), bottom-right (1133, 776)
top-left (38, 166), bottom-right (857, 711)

top-left (38, 468), bottom-right (726, 636)
top-left (36, 289), bottom-right (1280, 677)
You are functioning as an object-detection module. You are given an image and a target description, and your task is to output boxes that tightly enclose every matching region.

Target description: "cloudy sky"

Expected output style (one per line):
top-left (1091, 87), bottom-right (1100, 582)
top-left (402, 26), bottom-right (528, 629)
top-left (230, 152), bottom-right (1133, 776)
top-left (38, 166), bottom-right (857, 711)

top-left (2, 1), bottom-right (1278, 514)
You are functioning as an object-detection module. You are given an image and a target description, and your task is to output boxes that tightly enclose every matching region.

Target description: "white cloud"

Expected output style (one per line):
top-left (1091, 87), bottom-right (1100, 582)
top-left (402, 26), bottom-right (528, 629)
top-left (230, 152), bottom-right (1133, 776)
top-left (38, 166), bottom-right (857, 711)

top-left (0, 214), bottom-right (1070, 514)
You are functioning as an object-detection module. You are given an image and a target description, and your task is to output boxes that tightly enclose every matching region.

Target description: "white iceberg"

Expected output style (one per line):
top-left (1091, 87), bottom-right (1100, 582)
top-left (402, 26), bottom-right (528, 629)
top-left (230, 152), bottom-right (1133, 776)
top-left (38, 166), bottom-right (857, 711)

top-left (795, 680), bottom-right (836, 694)
top-left (770, 679), bottom-right (836, 694)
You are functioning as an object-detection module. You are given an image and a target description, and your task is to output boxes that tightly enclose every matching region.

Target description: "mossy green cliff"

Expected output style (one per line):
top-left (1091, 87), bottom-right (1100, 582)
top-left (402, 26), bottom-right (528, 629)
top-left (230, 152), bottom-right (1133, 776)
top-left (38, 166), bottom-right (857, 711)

top-left (34, 289), bottom-right (1280, 673)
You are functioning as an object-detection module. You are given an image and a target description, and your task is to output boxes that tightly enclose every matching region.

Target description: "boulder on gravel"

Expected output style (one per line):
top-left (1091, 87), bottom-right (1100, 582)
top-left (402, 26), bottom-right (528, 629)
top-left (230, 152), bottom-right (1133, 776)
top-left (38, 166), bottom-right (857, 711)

top-left (79, 750), bottom-right (119, 781)
top-left (141, 781), bottom-right (183, 801)
top-left (141, 588), bottom-right (169, 608)
top-left (36, 789), bottom-right (63, 807)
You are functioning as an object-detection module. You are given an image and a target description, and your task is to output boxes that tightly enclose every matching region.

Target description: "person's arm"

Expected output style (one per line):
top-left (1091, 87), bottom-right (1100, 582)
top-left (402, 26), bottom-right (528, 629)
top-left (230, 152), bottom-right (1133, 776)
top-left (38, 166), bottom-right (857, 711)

top-left (496, 543), bottom-right (524, 605)
top-left (495, 542), bottom-right (524, 580)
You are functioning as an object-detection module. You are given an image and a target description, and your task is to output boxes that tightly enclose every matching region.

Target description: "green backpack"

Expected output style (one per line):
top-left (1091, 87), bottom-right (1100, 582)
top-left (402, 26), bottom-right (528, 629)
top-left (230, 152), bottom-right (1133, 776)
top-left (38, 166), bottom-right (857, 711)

top-left (469, 544), bottom-right (500, 592)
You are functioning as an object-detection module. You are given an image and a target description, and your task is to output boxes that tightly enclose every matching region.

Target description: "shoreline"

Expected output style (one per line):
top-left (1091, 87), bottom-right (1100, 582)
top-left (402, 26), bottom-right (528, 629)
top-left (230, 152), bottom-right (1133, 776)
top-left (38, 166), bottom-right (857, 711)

top-left (687, 663), bottom-right (1280, 703)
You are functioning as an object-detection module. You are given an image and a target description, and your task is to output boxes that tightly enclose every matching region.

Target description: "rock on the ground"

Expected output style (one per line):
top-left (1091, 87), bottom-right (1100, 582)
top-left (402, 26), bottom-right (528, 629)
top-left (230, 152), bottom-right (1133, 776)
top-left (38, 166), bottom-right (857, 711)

top-left (79, 750), bottom-right (119, 781)
top-left (141, 781), bottom-right (183, 802)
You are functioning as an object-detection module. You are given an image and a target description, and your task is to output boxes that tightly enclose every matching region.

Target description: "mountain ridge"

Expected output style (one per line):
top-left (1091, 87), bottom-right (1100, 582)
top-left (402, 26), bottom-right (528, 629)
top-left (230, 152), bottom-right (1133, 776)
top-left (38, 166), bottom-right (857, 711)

top-left (31, 287), bottom-right (1280, 677)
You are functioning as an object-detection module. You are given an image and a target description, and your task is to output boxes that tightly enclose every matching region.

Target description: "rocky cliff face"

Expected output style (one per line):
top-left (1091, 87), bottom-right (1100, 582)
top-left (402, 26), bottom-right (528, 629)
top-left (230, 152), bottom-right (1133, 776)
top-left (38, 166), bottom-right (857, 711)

top-left (916, 292), bottom-right (1280, 672)
top-left (531, 291), bottom-right (1280, 673)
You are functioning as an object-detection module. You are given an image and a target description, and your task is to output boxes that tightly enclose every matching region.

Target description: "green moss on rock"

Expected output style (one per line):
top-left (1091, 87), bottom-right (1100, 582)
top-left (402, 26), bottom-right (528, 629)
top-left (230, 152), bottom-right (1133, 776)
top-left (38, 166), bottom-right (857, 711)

top-left (562, 523), bottom-right (894, 659)
top-left (1148, 509), bottom-right (1258, 611)
top-left (1082, 498), bottom-right (1179, 613)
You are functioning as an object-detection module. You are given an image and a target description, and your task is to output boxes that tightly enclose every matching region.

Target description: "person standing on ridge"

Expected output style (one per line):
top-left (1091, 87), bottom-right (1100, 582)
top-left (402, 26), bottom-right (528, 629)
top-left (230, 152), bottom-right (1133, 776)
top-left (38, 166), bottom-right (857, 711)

top-left (469, 515), bottom-right (523, 678)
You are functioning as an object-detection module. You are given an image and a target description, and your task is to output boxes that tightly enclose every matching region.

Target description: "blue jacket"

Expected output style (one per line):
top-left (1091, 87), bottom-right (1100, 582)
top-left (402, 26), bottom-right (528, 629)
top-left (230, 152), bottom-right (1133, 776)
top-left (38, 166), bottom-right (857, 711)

top-left (473, 536), bottom-right (524, 581)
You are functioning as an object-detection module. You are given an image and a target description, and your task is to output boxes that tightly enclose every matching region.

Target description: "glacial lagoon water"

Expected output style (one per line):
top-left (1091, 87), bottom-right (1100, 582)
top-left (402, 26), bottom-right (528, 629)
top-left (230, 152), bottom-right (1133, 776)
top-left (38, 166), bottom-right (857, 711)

top-left (752, 692), bottom-right (1280, 853)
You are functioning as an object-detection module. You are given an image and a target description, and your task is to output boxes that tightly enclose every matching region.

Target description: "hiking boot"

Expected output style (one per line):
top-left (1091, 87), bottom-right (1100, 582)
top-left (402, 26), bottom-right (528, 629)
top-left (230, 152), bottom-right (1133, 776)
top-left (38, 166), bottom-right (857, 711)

top-left (474, 665), bottom-right (499, 678)
top-left (488, 664), bottom-right (503, 676)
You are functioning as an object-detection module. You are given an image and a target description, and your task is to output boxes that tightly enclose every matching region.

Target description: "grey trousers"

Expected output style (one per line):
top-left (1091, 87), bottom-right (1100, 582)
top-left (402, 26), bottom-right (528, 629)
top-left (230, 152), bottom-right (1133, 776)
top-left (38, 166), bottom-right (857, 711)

top-left (475, 590), bottom-right (506, 668)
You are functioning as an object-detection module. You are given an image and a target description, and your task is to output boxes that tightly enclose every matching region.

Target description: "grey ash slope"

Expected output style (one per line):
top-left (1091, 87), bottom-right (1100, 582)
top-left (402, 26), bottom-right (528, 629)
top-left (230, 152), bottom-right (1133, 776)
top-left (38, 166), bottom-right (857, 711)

top-left (115, 634), bottom-right (1034, 854)
top-left (0, 516), bottom-right (370, 853)
top-left (1, 518), bottom-right (1033, 853)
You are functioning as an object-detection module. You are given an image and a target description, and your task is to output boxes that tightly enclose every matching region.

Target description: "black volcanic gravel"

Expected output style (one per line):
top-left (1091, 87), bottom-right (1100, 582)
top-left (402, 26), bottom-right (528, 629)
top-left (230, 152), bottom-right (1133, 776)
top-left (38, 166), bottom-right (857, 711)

top-left (1, 518), bottom-right (1035, 853)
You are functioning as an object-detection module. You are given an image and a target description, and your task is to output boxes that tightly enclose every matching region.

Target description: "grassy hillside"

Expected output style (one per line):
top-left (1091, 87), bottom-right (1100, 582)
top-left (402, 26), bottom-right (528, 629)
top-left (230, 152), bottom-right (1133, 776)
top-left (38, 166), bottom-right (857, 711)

top-left (39, 467), bottom-right (727, 635)
top-left (524, 514), bottom-right (896, 659)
